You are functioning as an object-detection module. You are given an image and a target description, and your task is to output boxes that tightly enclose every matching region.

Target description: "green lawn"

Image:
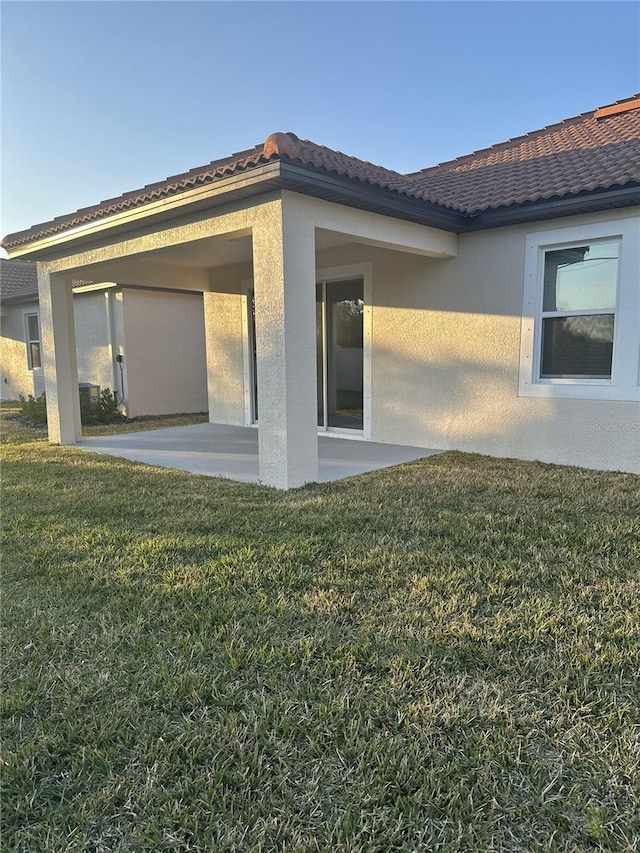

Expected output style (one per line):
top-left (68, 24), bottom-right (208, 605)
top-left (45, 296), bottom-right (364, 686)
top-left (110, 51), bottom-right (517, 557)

top-left (2, 410), bottom-right (639, 852)
top-left (0, 401), bottom-right (208, 446)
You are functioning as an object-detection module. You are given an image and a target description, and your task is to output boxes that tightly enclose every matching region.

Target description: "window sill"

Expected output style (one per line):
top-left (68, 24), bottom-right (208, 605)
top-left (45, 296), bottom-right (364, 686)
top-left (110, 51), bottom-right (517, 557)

top-left (518, 381), bottom-right (639, 402)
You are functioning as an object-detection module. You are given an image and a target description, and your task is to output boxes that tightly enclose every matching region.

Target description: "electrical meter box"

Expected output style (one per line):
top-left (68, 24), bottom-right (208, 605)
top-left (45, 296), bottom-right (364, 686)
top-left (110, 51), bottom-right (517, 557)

top-left (78, 383), bottom-right (100, 408)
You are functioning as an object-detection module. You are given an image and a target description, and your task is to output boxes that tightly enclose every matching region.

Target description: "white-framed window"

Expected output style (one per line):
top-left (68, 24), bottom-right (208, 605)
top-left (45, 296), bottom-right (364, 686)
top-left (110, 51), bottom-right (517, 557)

top-left (519, 216), bottom-right (640, 401)
top-left (25, 313), bottom-right (42, 370)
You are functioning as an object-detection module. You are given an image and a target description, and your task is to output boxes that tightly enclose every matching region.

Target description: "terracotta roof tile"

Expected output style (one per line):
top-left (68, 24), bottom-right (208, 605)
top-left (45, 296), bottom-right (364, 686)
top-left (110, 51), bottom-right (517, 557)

top-left (2, 144), bottom-right (272, 250)
top-left (408, 98), bottom-right (640, 211)
top-left (3, 96), bottom-right (639, 250)
top-left (265, 131), bottom-right (412, 189)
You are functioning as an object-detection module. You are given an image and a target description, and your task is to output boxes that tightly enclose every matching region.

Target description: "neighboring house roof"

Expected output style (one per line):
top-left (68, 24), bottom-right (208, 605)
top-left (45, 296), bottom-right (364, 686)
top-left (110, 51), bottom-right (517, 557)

top-left (0, 259), bottom-right (38, 303)
top-left (3, 96), bottom-right (639, 251)
top-left (0, 259), bottom-right (102, 304)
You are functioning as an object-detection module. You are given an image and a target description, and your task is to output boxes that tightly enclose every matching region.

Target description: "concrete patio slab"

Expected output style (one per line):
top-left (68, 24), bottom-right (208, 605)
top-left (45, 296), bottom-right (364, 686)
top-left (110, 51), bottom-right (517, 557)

top-left (78, 422), bottom-right (439, 485)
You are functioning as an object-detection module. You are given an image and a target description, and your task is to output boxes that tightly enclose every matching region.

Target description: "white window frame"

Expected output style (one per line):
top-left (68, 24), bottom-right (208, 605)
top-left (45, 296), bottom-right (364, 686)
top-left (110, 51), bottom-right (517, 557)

top-left (24, 312), bottom-right (42, 371)
top-left (316, 262), bottom-right (373, 440)
top-left (518, 216), bottom-right (640, 401)
top-left (240, 280), bottom-right (257, 427)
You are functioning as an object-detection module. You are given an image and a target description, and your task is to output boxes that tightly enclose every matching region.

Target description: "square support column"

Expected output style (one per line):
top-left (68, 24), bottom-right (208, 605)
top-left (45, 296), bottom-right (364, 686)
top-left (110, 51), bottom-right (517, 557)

top-left (38, 266), bottom-right (81, 444)
top-left (252, 201), bottom-right (318, 488)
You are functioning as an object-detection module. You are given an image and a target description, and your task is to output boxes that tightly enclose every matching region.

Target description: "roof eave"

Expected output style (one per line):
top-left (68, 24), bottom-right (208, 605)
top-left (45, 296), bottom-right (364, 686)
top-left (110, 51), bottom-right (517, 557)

top-left (465, 184), bottom-right (640, 231)
top-left (5, 161), bottom-right (639, 260)
top-left (277, 161), bottom-right (468, 232)
top-left (2, 162), bottom-right (284, 259)
top-left (277, 167), bottom-right (640, 232)
top-left (0, 291), bottom-right (40, 305)
top-left (5, 160), bottom-right (472, 260)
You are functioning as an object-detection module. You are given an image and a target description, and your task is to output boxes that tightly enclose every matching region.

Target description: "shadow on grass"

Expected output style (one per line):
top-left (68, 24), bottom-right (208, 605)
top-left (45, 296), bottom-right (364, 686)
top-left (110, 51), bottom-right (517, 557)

top-left (2, 438), bottom-right (639, 850)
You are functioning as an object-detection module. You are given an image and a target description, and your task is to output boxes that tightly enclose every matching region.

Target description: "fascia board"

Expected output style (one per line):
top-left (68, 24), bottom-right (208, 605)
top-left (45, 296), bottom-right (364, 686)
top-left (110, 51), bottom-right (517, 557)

top-left (0, 294), bottom-right (40, 306)
top-left (467, 186), bottom-right (640, 230)
top-left (278, 162), bottom-right (467, 232)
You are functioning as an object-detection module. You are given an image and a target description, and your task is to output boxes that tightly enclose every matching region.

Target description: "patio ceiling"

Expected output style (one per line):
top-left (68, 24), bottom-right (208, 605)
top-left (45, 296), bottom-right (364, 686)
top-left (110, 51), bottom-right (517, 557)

top-left (34, 224), bottom-right (429, 291)
top-left (133, 228), bottom-right (362, 269)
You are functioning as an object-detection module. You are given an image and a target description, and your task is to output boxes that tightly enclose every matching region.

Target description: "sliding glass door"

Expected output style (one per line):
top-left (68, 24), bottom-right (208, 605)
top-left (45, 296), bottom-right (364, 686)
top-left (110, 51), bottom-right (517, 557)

top-left (317, 278), bottom-right (364, 432)
top-left (244, 276), bottom-right (365, 433)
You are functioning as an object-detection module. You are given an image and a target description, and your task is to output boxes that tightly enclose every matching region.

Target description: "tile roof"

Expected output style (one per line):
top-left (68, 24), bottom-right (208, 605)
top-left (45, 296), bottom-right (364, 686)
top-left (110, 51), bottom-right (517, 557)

top-left (1, 144), bottom-right (273, 251)
top-left (406, 96), bottom-right (640, 212)
top-left (0, 259), bottom-right (38, 302)
top-left (1, 136), bottom-right (418, 250)
top-left (3, 96), bottom-right (639, 250)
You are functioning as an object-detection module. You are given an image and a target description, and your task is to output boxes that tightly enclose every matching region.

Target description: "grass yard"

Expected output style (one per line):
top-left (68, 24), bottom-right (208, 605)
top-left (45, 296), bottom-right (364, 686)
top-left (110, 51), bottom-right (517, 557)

top-left (0, 401), bottom-right (208, 446)
top-left (1, 410), bottom-right (639, 852)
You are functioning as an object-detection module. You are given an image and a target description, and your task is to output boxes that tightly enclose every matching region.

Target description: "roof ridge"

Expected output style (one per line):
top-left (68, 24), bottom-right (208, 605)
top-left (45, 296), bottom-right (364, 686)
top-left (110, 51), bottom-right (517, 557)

top-left (266, 131), bottom-right (409, 180)
top-left (409, 94), bottom-right (640, 176)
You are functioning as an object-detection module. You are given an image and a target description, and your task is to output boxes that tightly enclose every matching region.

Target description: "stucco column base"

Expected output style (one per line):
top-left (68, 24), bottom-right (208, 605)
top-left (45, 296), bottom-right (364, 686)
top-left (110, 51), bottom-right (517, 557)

top-left (38, 267), bottom-right (82, 444)
top-left (252, 199), bottom-right (318, 489)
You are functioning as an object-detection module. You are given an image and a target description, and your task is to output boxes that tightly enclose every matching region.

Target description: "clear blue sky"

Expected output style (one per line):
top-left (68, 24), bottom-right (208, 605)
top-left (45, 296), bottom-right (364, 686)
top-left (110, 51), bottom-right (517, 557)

top-left (1, 0), bottom-right (639, 244)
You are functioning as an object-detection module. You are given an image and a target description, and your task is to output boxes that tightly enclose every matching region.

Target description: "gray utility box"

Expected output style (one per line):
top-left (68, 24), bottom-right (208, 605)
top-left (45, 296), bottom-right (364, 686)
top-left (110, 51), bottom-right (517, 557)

top-left (78, 383), bottom-right (100, 408)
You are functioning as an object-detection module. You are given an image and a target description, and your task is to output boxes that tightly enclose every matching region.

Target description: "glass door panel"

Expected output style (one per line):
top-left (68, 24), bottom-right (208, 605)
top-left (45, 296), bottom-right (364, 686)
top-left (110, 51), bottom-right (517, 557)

top-left (316, 284), bottom-right (325, 426)
top-left (325, 279), bottom-right (364, 430)
top-left (249, 279), bottom-right (364, 430)
top-left (250, 290), bottom-right (258, 421)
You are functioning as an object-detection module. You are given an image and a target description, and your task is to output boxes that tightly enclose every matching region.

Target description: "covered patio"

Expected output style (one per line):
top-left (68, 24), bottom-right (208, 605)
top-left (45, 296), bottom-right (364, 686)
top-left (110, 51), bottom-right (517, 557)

top-left (78, 422), bottom-right (438, 485)
top-left (4, 133), bottom-right (458, 488)
top-left (21, 193), bottom-right (455, 489)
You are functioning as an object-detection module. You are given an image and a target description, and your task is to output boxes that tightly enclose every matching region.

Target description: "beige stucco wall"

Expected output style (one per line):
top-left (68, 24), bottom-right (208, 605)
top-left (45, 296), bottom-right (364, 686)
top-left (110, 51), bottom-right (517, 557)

top-left (74, 290), bottom-right (117, 393)
top-left (205, 205), bottom-right (638, 474)
top-left (20, 189), bottom-right (638, 475)
top-left (0, 300), bottom-right (44, 399)
top-left (2, 285), bottom-right (209, 416)
top-left (0, 290), bottom-right (115, 404)
top-left (318, 208), bottom-right (639, 473)
top-left (122, 288), bottom-right (208, 417)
